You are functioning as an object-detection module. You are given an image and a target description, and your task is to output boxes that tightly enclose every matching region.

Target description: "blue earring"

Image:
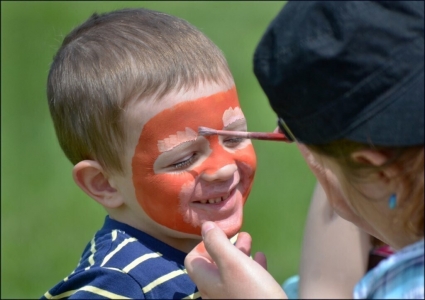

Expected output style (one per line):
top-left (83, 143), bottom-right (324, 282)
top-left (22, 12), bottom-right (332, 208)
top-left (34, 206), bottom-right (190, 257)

top-left (388, 194), bottom-right (397, 209)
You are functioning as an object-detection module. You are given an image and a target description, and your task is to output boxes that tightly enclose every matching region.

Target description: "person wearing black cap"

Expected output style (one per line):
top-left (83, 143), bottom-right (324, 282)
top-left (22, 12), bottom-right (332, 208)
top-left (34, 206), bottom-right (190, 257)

top-left (185, 1), bottom-right (424, 299)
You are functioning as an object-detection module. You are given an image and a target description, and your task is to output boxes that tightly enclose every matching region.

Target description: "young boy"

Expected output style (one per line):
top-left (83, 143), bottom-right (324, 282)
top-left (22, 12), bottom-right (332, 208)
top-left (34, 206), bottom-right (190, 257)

top-left (42, 8), bottom-right (257, 299)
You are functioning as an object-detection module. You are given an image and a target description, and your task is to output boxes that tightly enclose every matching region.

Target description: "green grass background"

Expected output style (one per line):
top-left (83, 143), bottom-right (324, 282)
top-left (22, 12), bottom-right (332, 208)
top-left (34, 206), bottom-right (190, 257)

top-left (1, 1), bottom-right (316, 298)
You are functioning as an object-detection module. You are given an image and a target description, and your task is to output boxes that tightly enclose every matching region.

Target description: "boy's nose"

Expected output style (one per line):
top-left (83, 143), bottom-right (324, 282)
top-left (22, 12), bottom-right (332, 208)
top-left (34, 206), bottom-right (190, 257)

top-left (201, 164), bottom-right (237, 182)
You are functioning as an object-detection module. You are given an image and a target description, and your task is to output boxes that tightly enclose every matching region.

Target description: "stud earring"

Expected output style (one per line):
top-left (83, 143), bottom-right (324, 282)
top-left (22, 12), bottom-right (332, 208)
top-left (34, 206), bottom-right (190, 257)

top-left (388, 194), bottom-right (397, 209)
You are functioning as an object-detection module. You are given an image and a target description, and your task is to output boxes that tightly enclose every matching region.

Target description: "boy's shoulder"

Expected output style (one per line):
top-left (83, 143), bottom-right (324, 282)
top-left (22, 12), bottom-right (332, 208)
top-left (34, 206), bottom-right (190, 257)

top-left (41, 218), bottom-right (201, 299)
top-left (77, 227), bottom-right (164, 271)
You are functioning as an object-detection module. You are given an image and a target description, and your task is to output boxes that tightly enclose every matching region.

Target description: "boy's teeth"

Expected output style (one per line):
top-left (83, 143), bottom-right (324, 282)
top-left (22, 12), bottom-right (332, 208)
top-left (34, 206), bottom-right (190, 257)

top-left (198, 194), bottom-right (232, 204)
top-left (207, 198), bottom-right (220, 204)
top-left (198, 197), bottom-right (223, 204)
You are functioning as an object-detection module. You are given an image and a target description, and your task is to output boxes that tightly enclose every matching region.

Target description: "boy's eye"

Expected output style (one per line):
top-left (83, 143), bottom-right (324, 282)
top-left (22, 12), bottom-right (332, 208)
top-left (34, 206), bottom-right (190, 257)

top-left (223, 137), bottom-right (245, 148)
top-left (170, 153), bottom-right (198, 170)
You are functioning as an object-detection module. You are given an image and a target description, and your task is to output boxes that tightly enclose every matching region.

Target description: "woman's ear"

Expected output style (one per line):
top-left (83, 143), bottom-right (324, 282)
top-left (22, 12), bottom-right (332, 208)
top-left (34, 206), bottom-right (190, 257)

top-left (351, 149), bottom-right (399, 182)
top-left (73, 160), bottom-right (124, 208)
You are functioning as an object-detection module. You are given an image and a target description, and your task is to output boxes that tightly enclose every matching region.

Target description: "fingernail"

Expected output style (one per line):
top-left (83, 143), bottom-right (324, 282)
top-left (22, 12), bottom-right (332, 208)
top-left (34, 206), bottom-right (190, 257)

top-left (202, 222), bottom-right (215, 238)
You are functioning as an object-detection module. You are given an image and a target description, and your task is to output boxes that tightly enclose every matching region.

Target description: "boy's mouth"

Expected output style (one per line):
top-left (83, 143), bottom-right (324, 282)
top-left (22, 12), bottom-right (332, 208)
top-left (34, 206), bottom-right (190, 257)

top-left (193, 188), bottom-right (235, 205)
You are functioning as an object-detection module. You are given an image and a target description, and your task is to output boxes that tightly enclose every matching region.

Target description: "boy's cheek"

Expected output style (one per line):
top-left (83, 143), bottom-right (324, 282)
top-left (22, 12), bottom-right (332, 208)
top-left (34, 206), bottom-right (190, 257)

top-left (235, 145), bottom-right (257, 176)
top-left (134, 172), bottom-right (192, 204)
top-left (133, 172), bottom-right (198, 232)
top-left (235, 145), bottom-right (257, 199)
top-left (242, 145), bottom-right (257, 169)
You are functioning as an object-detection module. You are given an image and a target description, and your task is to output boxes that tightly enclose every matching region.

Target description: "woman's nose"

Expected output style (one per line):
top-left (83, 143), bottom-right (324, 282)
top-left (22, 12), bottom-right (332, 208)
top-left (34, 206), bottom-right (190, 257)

top-left (201, 164), bottom-right (238, 182)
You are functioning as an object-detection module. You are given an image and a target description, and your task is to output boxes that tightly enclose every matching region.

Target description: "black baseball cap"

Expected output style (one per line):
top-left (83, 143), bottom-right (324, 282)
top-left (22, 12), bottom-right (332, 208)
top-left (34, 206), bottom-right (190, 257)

top-left (254, 1), bottom-right (424, 146)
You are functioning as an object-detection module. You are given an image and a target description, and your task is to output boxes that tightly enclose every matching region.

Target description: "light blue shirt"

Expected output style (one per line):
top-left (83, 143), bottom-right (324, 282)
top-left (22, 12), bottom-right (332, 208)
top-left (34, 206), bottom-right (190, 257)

top-left (282, 239), bottom-right (424, 299)
top-left (354, 239), bottom-right (424, 299)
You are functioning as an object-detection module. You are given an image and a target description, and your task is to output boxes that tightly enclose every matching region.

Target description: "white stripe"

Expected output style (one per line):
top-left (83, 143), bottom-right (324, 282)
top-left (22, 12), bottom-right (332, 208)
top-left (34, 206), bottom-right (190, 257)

top-left (111, 230), bottom-right (117, 242)
top-left (84, 237), bottom-right (97, 270)
top-left (142, 269), bottom-right (186, 293)
top-left (44, 285), bottom-right (131, 299)
top-left (183, 291), bottom-right (201, 299)
top-left (123, 252), bottom-right (162, 273)
top-left (88, 237), bottom-right (96, 265)
top-left (79, 285), bottom-right (131, 299)
top-left (101, 237), bottom-right (137, 267)
top-left (229, 233), bottom-right (239, 244)
top-left (104, 267), bottom-right (125, 273)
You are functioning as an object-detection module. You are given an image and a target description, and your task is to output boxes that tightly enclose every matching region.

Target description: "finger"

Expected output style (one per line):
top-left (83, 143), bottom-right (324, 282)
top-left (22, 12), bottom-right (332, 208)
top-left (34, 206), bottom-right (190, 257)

top-left (184, 252), bottom-right (221, 298)
top-left (201, 221), bottom-right (243, 270)
top-left (195, 241), bottom-right (213, 259)
top-left (254, 252), bottom-right (267, 270)
top-left (185, 252), bottom-right (217, 276)
top-left (234, 232), bottom-right (252, 256)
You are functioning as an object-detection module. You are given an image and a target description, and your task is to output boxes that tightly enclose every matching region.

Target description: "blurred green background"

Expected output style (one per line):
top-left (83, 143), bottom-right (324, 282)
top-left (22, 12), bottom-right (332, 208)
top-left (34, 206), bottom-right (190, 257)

top-left (1, 1), bottom-right (316, 298)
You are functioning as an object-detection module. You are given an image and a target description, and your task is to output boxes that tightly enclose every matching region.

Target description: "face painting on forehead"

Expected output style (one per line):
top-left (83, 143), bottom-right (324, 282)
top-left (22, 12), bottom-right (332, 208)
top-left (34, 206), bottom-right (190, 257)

top-left (132, 86), bottom-right (257, 236)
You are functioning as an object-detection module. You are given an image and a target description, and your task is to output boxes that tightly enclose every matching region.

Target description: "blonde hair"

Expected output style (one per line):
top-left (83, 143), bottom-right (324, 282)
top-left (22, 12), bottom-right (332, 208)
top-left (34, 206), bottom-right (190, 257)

top-left (308, 140), bottom-right (424, 240)
top-left (47, 8), bottom-right (233, 174)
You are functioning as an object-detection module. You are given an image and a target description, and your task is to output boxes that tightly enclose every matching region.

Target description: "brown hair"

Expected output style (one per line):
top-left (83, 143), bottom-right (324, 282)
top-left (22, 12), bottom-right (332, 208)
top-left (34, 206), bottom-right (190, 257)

top-left (308, 140), bottom-right (424, 240)
top-left (47, 8), bottom-right (233, 174)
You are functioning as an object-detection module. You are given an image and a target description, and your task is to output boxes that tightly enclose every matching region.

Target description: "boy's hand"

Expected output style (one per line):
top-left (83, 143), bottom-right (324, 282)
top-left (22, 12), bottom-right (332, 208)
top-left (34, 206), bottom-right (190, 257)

top-left (184, 222), bottom-right (287, 299)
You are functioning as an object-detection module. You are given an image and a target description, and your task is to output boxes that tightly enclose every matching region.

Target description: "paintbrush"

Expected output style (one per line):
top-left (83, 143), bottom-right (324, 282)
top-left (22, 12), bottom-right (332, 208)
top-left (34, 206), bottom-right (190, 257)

top-left (198, 126), bottom-right (292, 142)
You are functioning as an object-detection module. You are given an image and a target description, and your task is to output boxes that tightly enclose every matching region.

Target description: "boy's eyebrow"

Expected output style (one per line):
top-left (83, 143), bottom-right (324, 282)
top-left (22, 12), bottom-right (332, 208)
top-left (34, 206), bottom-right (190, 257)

top-left (223, 107), bottom-right (246, 129)
top-left (157, 127), bottom-right (198, 153)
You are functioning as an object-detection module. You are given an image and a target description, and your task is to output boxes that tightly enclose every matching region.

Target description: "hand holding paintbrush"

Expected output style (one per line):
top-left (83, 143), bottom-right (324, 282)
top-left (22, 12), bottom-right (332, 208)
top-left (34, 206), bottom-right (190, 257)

top-left (198, 126), bottom-right (292, 142)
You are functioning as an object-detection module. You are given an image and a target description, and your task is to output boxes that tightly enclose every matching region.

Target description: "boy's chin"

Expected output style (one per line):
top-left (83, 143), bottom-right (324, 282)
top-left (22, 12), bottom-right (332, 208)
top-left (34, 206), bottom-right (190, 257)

top-left (162, 213), bottom-right (243, 238)
top-left (209, 218), bottom-right (243, 238)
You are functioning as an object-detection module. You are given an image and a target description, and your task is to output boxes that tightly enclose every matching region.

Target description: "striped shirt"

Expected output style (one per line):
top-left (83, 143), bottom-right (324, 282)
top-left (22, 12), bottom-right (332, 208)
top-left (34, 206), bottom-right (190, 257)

top-left (41, 216), bottom-right (201, 299)
top-left (354, 239), bottom-right (424, 299)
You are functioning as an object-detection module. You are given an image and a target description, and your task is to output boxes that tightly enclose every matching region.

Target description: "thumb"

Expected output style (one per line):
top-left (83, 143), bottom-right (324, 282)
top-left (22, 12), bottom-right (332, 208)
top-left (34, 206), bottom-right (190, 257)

top-left (201, 221), bottom-right (239, 269)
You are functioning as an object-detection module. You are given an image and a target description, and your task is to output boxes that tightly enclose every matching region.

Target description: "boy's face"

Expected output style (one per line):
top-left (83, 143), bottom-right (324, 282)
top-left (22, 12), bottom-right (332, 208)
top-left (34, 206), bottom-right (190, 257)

top-left (127, 83), bottom-right (256, 237)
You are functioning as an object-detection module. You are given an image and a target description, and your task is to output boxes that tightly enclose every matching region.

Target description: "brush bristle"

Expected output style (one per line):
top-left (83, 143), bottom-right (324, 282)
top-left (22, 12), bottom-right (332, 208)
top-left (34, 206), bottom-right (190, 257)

top-left (198, 126), bottom-right (216, 136)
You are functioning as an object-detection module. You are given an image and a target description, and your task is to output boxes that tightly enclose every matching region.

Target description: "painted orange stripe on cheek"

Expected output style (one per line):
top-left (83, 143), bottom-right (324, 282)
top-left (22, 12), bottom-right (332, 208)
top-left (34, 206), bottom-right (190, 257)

top-left (235, 145), bottom-right (257, 169)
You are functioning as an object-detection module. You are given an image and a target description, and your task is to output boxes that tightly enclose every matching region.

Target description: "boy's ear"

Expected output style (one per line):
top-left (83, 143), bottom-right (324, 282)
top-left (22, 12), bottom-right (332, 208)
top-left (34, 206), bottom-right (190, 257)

top-left (73, 160), bottom-right (124, 208)
top-left (351, 149), bottom-right (399, 181)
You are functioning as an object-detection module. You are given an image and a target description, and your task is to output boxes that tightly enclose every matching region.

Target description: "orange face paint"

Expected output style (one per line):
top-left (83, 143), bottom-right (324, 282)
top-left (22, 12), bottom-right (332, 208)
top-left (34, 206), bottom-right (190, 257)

top-left (131, 87), bottom-right (256, 236)
top-left (195, 241), bottom-right (207, 254)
